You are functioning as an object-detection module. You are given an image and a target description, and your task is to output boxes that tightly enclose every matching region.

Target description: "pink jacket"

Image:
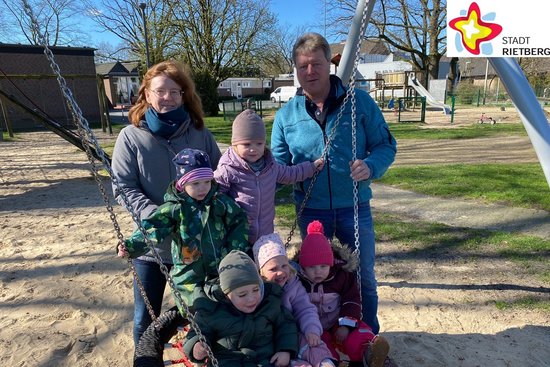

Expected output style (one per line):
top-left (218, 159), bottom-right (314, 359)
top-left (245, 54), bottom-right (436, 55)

top-left (214, 147), bottom-right (316, 243)
top-left (282, 274), bottom-right (324, 337)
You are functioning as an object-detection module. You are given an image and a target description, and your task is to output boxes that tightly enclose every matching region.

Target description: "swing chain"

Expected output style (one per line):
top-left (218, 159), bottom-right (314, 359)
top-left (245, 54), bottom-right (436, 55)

top-left (20, 0), bottom-right (158, 324)
top-left (349, 2), bottom-right (372, 296)
top-left (22, 2), bottom-right (220, 365)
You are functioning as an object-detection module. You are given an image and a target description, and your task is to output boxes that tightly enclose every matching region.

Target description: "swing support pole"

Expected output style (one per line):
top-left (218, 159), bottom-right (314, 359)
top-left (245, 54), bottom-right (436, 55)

top-left (337, 0), bottom-right (376, 86)
top-left (490, 58), bottom-right (550, 188)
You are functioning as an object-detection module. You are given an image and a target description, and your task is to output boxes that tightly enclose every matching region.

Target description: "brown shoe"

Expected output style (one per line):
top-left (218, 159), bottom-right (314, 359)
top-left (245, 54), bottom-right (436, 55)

top-left (363, 335), bottom-right (390, 367)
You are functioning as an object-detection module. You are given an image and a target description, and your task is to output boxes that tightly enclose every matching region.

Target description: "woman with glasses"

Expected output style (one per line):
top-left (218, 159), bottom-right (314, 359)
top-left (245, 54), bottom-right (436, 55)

top-left (111, 60), bottom-right (222, 349)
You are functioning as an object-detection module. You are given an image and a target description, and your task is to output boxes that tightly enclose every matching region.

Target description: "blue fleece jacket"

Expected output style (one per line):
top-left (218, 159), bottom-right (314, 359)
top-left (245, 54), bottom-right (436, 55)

top-left (271, 78), bottom-right (397, 209)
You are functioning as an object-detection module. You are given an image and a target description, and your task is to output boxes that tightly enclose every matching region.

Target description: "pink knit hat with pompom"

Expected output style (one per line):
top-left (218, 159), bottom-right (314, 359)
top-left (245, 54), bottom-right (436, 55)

top-left (299, 221), bottom-right (334, 267)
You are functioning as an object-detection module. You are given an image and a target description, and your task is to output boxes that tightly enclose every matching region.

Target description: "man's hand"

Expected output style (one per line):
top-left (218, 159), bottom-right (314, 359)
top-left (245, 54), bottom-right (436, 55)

top-left (349, 160), bottom-right (371, 181)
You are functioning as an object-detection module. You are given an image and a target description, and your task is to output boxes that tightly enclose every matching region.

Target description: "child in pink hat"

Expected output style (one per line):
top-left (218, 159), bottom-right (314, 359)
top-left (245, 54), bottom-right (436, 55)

top-left (253, 232), bottom-right (335, 367)
top-left (298, 221), bottom-right (391, 367)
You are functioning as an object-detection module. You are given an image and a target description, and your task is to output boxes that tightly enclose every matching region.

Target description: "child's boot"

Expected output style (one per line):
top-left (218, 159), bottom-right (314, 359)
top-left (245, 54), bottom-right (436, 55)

top-left (362, 335), bottom-right (390, 367)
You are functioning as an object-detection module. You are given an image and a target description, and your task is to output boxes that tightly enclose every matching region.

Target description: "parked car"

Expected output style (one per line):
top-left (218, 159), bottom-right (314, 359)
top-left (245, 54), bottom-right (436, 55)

top-left (270, 86), bottom-right (298, 102)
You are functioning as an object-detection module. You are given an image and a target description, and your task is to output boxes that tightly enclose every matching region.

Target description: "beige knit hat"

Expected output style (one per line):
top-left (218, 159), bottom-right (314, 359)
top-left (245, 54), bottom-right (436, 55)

top-left (231, 109), bottom-right (266, 144)
top-left (253, 233), bottom-right (287, 270)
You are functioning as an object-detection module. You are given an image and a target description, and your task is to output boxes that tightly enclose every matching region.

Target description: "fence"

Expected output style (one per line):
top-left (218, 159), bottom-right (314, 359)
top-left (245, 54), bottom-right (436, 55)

top-left (220, 98), bottom-right (282, 122)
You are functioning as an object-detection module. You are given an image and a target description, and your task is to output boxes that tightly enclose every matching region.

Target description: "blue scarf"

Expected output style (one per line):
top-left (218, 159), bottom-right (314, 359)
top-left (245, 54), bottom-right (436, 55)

top-left (145, 106), bottom-right (189, 138)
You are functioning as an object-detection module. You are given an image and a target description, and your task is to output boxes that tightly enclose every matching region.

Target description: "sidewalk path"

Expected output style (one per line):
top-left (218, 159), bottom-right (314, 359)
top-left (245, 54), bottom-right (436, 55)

top-left (371, 183), bottom-right (550, 240)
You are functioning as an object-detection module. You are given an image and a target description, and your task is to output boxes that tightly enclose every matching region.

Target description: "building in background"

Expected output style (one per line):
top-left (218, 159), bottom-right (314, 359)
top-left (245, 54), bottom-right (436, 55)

top-left (96, 61), bottom-right (140, 107)
top-left (0, 43), bottom-right (100, 130)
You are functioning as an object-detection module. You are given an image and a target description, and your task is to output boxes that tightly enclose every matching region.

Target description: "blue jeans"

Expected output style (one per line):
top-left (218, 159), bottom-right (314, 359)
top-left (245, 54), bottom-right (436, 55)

top-left (132, 259), bottom-right (172, 347)
top-left (297, 202), bottom-right (380, 334)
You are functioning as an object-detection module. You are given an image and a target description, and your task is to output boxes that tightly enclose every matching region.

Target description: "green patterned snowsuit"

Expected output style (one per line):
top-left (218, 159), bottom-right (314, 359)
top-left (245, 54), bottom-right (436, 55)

top-left (124, 181), bottom-right (249, 312)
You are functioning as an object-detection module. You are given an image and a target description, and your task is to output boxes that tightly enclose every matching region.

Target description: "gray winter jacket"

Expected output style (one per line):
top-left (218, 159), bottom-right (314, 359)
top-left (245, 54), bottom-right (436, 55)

top-left (111, 118), bottom-right (221, 263)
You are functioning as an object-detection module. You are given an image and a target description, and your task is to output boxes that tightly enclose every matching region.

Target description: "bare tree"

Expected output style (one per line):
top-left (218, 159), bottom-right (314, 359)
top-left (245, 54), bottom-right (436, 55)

top-left (1, 0), bottom-right (89, 46)
top-left (327, 0), bottom-right (447, 86)
top-left (169, 0), bottom-right (275, 115)
top-left (170, 0), bottom-right (276, 115)
top-left (94, 40), bottom-right (132, 63)
top-left (84, 0), bottom-right (179, 65)
top-left (258, 24), bottom-right (309, 76)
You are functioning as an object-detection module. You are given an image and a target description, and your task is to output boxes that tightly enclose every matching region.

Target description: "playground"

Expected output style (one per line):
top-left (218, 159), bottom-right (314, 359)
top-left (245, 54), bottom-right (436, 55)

top-left (1, 114), bottom-right (548, 365)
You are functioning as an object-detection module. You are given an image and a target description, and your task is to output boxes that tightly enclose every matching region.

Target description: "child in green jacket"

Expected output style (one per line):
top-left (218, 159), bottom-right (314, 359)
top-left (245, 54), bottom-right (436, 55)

top-left (119, 148), bottom-right (249, 313)
top-left (184, 250), bottom-right (299, 367)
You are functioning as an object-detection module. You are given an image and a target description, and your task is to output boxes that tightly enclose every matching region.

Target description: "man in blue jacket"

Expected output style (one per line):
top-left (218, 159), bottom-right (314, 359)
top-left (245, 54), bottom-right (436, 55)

top-left (271, 32), bottom-right (397, 336)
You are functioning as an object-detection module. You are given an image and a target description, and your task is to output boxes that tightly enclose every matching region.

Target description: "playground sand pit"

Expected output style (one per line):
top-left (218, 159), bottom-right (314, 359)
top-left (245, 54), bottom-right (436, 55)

top-left (1, 127), bottom-right (549, 366)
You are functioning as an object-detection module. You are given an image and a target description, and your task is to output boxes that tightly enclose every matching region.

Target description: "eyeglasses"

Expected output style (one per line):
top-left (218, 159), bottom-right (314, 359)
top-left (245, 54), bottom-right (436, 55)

top-left (148, 88), bottom-right (184, 98)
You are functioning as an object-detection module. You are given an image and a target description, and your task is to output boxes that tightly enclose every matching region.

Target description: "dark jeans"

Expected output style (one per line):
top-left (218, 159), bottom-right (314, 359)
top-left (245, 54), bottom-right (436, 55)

top-left (297, 202), bottom-right (380, 334)
top-left (132, 258), bottom-right (172, 347)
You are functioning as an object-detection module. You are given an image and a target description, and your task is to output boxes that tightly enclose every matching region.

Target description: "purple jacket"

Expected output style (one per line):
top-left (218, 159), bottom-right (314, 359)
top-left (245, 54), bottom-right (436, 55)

top-left (282, 274), bottom-right (323, 337)
top-left (214, 147), bottom-right (316, 243)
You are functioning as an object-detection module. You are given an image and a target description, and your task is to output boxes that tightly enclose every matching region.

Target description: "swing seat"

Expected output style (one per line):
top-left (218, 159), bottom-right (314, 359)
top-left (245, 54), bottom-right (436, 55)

top-left (134, 306), bottom-right (189, 367)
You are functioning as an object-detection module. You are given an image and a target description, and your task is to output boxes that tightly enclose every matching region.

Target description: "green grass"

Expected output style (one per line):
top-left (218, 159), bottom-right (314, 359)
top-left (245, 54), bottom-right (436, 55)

top-left (274, 189), bottom-right (550, 286)
top-left (207, 112), bottom-right (527, 142)
top-left (2, 132), bottom-right (18, 141)
top-left (495, 297), bottom-right (550, 312)
top-left (388, 121), bottom-right (527, 140)
top-left (379, 163), bottom-right (550, 211)
top-left (204, 116), bottom-right (233, 145)
top-left (205, 115), bottom-right (274, 145)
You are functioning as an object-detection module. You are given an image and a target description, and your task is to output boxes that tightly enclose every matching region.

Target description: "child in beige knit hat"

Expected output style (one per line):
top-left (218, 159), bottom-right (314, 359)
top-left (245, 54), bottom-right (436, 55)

top-left (214, 109), bottom-right (324, 244)
top-left (253, 233), bottom-right (336, 367)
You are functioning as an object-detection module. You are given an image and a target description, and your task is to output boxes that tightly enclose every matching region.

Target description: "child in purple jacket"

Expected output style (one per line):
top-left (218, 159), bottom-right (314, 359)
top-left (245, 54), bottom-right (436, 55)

top-left (253, 233), bottom-right (335, 367)
top-left (214, 109), bottom-right (324, 244)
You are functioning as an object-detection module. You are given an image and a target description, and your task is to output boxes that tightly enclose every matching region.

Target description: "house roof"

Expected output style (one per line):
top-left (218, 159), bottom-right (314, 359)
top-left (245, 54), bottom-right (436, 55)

top-left (458, 57), bottom-right (550, 78)
top-left (95, 61), bottom-right (140, 76)
top-left (0, 42), bottom-right (95, 56)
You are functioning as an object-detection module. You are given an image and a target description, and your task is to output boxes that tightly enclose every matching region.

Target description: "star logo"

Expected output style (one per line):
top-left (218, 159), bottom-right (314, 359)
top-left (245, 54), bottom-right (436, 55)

top-left (449, 2), bottom-right (502, 55)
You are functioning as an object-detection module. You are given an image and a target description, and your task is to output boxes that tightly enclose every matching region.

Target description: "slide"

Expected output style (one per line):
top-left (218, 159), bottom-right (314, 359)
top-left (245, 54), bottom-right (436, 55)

top-left (407, 75), bottom-right (451, 114)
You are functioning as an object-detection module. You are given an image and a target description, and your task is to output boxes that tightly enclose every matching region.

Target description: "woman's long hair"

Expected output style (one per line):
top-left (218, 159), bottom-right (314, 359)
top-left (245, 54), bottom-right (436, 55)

top-left (128, 61), bottom-right (204, 129)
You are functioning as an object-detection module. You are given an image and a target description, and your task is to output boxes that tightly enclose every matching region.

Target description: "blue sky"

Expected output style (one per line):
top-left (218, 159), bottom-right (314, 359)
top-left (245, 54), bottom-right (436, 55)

top-left (85, 0), bottom-right (338, 46)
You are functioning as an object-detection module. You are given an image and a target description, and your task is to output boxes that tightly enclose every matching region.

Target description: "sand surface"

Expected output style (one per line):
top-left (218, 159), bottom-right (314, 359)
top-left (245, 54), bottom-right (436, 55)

top-left (1, 108), bottom-right (549, 366)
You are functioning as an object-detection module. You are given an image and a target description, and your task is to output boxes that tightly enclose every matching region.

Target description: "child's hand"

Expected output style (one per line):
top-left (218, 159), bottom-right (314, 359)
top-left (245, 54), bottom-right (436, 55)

top-left (193, 342), bottom-right (208, 360)
top-left (117, 243), bottom-right (129, 258)
top-left (314, 158), bottom-right (324, 171)
top-left (306, 332), bottom-right (321, 347)
top-left (270, 351), bottom-right (291, 367)
top-left (334, 326), bottom-right (349, 344)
